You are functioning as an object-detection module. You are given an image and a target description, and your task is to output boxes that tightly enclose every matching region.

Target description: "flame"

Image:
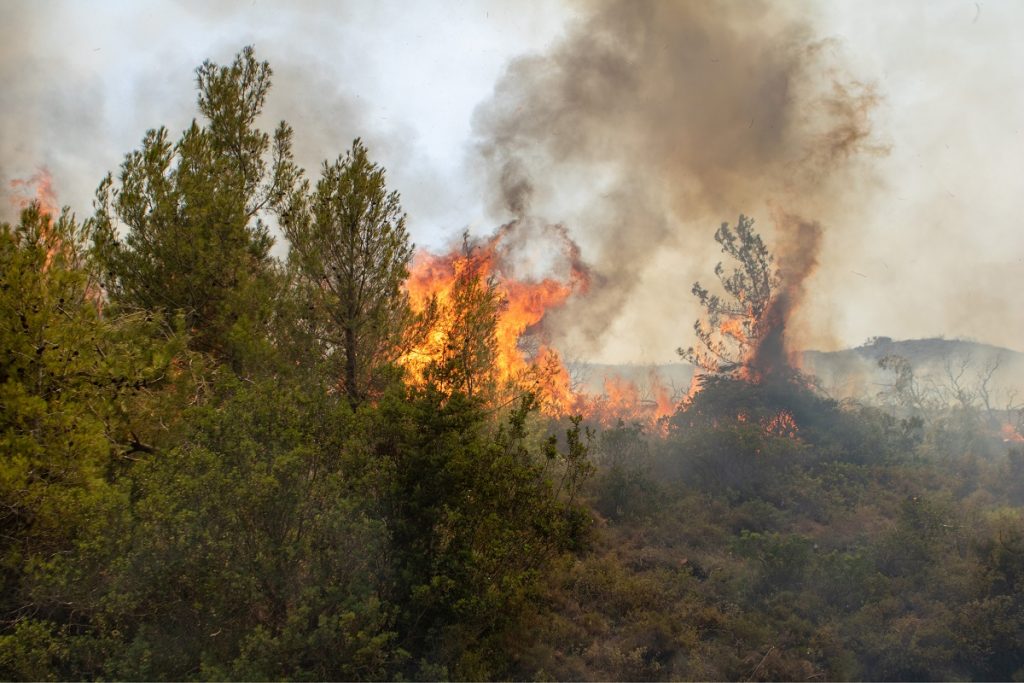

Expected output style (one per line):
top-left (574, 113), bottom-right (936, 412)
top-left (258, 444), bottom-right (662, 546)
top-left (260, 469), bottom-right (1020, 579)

top-left (720, 316), bottom-right (749, 343)
top-left (693, 212), bottom-right (822, 388)
top-left (400, 222), bottom-right (583, 414)
top-left (601, 375), bottom-right (642, 416)
top-left (7, 169), bottom-right (103, 315)
top-left (680, 372), bottom-right (703, 407)
top-left (9, 168), bottom-right (58, 217)
top-left (762, 410), bottom-right (800, 439)
top-left (649, 372), bottom-right (676, 421)
top-left (1001, 423), bottom-right (1024, 443)
top-left (744, 210), bottom-right (822, 381)
top-left (399, 221), bottom-right (678, 426)
top-left (569, 371), bottom-right (676, 433)
top-left (9, 169), bottom-right (62, 271)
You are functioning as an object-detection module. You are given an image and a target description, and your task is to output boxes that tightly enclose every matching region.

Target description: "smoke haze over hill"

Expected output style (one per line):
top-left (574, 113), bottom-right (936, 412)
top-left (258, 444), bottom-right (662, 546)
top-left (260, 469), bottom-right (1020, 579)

top-left (3, 1), bottom-right (1024, 362)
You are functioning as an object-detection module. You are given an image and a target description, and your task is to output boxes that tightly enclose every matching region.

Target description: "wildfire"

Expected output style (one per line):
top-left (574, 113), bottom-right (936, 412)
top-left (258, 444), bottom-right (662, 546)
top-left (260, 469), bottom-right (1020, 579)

top-left (9, 168), bottom-right (58, 217)
top-left (762, 410), bottom-right (800, 439)
top-left (7, 168), bottom-right (103, 314)
top-left (400, 221), bottom-right (584, 413)
top-left (585, 371), bottom-right (676, 430)
top-left (720, 316), bottom-right (750, 343)
top-left (689, 212), bottom-right (822, 387)
top-left (8, 168), bottom-right (63, 272)
top-left (1001, 422), bottom-right (1024, 443)
top-left (399, 221), bottom-right (679, 426)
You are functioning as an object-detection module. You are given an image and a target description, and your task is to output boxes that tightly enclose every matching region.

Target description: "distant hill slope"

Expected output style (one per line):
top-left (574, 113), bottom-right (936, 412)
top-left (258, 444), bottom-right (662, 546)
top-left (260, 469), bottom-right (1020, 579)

top-left (570, 338), bottom-right (1024, 404)
top-left (805, 337), bottom-right (1023, 367)
top-left (803, 337), bottom-right (1024, 403)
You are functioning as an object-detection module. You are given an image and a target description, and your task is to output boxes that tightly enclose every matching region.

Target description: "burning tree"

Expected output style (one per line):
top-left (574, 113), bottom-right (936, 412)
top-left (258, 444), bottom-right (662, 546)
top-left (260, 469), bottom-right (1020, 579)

top-left (399, 223), bottom-right (582, 414)
top-left (674, 214), bottom-right (831, 445)
top-left (412, 237), bottom-right (506, 401)
top-left (678, 214), bottom-right (779, 379)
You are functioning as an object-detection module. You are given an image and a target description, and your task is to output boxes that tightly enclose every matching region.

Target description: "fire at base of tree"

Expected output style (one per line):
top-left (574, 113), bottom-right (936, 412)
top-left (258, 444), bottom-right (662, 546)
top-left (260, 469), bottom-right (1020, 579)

top-left (4, 47), bottom-right (1024, 683)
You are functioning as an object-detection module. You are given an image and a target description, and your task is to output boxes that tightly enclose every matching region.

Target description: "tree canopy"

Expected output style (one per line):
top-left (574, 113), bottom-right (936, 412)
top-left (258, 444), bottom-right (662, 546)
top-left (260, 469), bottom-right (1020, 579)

top-left (282, 138), bottom-right (413, 405)
top-left (89, 46), bottom-right (301, 368)
top-left (679, 214), bottom-right (779, 376)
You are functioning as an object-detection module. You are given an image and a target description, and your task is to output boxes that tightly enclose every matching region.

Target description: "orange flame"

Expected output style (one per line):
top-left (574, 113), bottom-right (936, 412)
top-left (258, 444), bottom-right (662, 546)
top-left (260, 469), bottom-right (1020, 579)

top-left (7, 169), bottom-right (103, 315)
top-left (582, 371), bottom-right (678, 433)
top-left (695, 213), bottom-right (822, 387)
top-left (400, 223), bottom-right (583, 414)
top-left (680, 372), bottom-right (703, 407)
top-left (1001, 422), bottom-right (1024, 443)
top-left (720, 316), bottom-right (748, 343)
top-left (400, 222), bottom-right (679, 426)
top-left (762, 409), bottom-right (800, 439)
top-left (9, 168), bottom-right (58, 217)
top-left (649, 372), bottom-right (676, 421)
top-left (9, 169), bottom-right (62, 271)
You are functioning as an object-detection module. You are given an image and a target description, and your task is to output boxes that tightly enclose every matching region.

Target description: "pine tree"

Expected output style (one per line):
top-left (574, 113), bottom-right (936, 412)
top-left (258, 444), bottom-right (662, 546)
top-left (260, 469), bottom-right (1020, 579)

top-left (421, 243), bottom-right (504, 401)
top-left (0, 203), bottom-right (179, 677)
top-left (89, 46), bottom-right (301, 368)
top-left (282, 139), bottom-right (413, 405)
top-left (679, 214), bottom-right (779, 375)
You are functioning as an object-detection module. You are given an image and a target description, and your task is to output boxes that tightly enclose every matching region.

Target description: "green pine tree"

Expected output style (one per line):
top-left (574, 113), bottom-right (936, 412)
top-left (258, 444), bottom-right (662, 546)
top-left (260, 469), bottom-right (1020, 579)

top-left (282, 139), bottom-right (413, 406)
top-left (89, 46), bottom-right (302, 370)
top-left (0, 203), bottom-right (181, 679)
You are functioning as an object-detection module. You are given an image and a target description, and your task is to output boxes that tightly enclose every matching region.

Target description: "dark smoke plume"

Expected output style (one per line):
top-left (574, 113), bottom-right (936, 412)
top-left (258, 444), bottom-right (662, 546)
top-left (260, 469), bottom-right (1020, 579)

top-left (749, 210), bottom-right (823, 378)
top-left (472, 0), bottom-right (883, 359)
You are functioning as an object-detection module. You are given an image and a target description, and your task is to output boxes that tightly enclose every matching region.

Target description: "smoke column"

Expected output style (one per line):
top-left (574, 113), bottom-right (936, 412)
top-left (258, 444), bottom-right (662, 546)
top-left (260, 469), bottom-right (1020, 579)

top-left (472, 0), bottom-right (883, 361)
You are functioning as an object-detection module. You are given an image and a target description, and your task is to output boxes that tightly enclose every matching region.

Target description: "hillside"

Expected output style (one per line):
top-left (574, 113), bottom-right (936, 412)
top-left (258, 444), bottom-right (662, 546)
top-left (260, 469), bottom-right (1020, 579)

top-left (574, 338), bottom-right (1024, 407)
top-left (802, 337), bottom-right (1024, 404)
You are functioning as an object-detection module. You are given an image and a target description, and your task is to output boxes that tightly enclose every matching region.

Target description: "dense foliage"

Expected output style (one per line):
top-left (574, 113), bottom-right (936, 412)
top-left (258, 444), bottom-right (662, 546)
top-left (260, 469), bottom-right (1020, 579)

top-left (281, 139), bottom-right (414, 406)
top-left (3, 48), bottom-right (1024, 681)
top-left (520, 377), bottom-right (1024, 681)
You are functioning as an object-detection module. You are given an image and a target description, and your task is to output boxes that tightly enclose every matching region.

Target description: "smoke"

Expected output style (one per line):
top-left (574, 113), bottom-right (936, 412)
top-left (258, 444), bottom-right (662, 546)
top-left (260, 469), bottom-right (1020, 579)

top-left (749, 210), bottom-right (823, 377)
top-left (0, 4), bottom-right (94, 221)
top-left (0, 0), bottom-right (571, 257)
top-left (0, 2), bottom-right (206, 224)
top-left (9, 1), bottom-right (1024, 361)
top-left (472, 0), bottom-right (883, 361)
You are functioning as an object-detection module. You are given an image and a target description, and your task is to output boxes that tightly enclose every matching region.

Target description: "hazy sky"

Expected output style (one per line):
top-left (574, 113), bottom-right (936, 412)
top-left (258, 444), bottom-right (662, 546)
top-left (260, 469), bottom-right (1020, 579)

top-left (2, 0), bottom-right (1022, 363)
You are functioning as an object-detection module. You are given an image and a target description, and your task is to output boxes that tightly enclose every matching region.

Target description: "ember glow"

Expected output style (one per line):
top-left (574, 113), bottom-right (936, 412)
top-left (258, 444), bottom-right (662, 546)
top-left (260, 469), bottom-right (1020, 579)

top-left (762, 410), bottom-right (800, 440)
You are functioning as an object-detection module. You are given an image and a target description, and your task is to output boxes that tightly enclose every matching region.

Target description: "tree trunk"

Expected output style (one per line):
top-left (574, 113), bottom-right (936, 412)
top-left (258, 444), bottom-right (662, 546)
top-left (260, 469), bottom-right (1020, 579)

top-left (345, 324), bottom-right (359, 408)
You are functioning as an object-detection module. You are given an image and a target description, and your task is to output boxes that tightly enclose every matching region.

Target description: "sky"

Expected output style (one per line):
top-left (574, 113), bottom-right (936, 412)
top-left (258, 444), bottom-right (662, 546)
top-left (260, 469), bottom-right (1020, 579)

top-left (2, 0), bottom-right (1022, 364)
